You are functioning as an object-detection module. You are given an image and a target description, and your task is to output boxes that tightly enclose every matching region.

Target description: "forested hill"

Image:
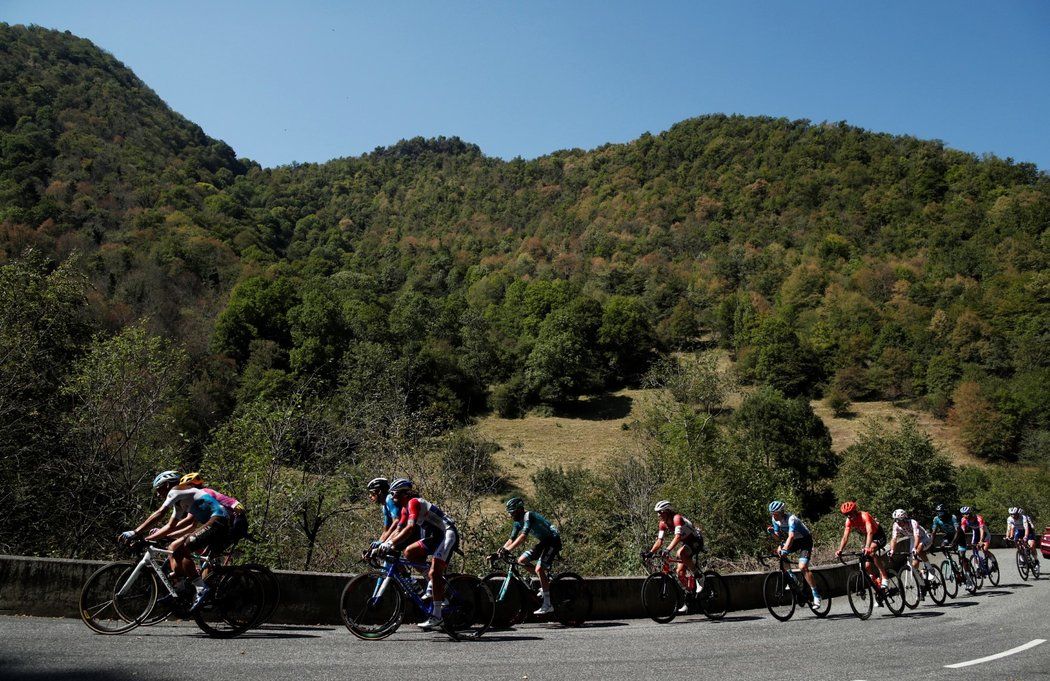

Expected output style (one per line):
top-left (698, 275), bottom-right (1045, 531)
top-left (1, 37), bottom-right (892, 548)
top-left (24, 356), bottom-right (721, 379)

top-left (1, 23), bottom-right (1048, 470)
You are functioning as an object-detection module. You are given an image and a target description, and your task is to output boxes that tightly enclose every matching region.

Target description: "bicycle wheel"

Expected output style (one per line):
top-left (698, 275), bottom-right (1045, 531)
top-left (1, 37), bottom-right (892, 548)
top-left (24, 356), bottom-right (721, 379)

top-left (482, 572), bottom-right (525, 628)
top-left (808, 571), bottom-right (832, 618)
top-left (940, 559), bottom-right (958, 599)
top-left (119, 567), bottom-right (174, 626)
top-left (340, 572), bottom-right (404, 640)
top-left (762, 571), bottom-right (796, 622)
top-left (1033, 555), bottom-right (1041, 579)
top-left (925, 565), bottom-right (946, 605)
top-left (699, 570), bottom-right (729, 620)
top-left (1016, 549), bottom-right (1030, 581)
top-left (846, 570), bottom-right (873, 620)
top-left (193, 566), bottom-right (265, 638)
top-left (80, 562), bottom-right (157, 635)
top-left (882, 569), bottom-right (906, 616)
top-left (551, 572), bottom-right (593, 627)
top-left (900, 568), bottom-right (920, 610)
top-left (969, 555), bottom-right (985, 590)
top-left (241, 563), bottom-right (281, 624)
top-left (442, 574), bottom-right (494, 640)
top-left (641, 573), bottom-right (681, 624)
top-left (986, 553), bottom-right (1000, 586)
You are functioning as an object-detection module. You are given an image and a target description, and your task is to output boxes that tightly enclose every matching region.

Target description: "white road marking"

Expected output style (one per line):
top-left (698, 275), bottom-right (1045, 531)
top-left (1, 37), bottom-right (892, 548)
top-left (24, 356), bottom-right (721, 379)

top-left (944, 639), bottom-right (1046, 669)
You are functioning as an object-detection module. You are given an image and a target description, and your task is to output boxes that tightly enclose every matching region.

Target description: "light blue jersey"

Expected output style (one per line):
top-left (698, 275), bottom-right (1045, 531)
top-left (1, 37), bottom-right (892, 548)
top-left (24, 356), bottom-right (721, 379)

top-left (771, 513), bottom-right (810, 539)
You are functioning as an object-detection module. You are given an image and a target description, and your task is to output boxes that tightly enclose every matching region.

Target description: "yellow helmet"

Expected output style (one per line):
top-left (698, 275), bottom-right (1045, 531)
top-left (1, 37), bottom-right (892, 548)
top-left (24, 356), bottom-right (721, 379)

top-left (179, 472), bottom-right (204, 487)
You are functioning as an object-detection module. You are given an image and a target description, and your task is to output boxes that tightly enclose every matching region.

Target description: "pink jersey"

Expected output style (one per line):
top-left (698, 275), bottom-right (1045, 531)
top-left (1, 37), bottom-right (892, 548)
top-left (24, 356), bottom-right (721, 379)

top-left (202, 487), bottom-right (242, 510)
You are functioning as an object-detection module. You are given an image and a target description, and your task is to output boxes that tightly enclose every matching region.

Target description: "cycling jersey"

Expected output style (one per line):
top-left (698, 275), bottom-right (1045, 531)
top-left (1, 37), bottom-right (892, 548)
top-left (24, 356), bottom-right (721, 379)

top-left (961, 514), bottom-right (986, 542)
top-left (382, 493), bottom-right (399, 529)
top-left (400, 496), bottom-right (456, 532)
top-left (657, 514), bottom-right (701, 541)
top-left (201, 488), bottom-right (241, 511)
top-left (1007, 514), bottom-right (1034, 539)
top-left (891, 519), bottom-right (932, 552)
top-left (845, 511), bottom-right (881, 537)
top-left (163, 488), bottom-right (228, 524)
top-left (931, 514), bottom-right (958, 538)
top-left (771, 514), bottom-right (811, 539)
top-left (510, 511), bottom-right (559, 542)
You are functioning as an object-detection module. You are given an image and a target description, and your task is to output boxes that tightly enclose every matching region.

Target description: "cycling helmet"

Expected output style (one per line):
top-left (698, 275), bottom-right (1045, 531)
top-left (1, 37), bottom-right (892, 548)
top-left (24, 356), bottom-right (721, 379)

top-left (840, 501), bottom-right (858, 515)
top-left (1009, 506), bottom-right (1020, 515)
top-left (152, 470), bottom-right (180, 490)
top-left (934, 503), bottom-right (947, 514)
top-left (654, 500), bottom-right (674, 513)
top-left (505, 497), bottom-right (525, 513)
top-left (892, 508), bottom-right (908, 520)
top-left (1018, 508), bottom-right (1026, 515)
top-left (179, 472), bottom-right (204, 487)
top-left (768, 500), bottom-right (786, 514)
top-left (959, 506), bottom-right (972, 515)
top-left (389, 478), bottom-right (413, 493)
top-left (366, 477), bottom-right (390, 492)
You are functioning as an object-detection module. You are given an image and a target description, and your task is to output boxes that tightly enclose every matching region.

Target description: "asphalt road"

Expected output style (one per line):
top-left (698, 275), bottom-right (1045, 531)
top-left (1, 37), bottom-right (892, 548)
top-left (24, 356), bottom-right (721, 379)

top-left (2, 549), bottom-right (1047, 681)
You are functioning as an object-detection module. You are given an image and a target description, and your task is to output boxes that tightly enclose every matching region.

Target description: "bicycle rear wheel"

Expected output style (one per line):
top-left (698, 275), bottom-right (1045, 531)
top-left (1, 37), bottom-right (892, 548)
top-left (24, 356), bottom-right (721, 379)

top-left (762, 571), bottom-right (795, 622)
top-left (80, 562), bottom-right (157, 635)
top-left (846, 570), bottom-right (873, 620)
top-left (340, 572), bottom-right (403, 640)
top-left (482, 572), bottom-right (524, 628)
top-left (551, 572), bottom-right (592, 627)
top-left (699, 570), bottom-right (729, 620)
top-left (193, 565), bottom-right (265, 638)
top-left (641, 573), bottom-right (680, 624)
top-left (986, 553), bottom-right (1000, 586)
top-left (883, 569), bottom-right (906, 616)
top-left (242, 563), bottom-right (281, 624)
top-left (442, 574), bottom-right (494, 640)
top-left (808, 571), bottom-right (831, 618)
top-left (940, 559), bottom-right (959, 598)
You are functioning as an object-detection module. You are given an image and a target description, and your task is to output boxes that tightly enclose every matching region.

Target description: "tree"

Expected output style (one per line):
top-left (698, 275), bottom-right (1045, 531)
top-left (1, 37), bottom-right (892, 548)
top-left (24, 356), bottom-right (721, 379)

top-left (744, 316), bottom-right (821, 397)
top-left (949, 381), bottom-right (1017, 462)
top-left (524, 297), bottom-right (603, 404)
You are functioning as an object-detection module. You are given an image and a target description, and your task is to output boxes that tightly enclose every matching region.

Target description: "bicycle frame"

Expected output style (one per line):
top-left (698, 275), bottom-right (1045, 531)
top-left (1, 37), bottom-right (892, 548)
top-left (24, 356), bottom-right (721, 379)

top-left (369, 554), bottom-right (435, 615)
top-left (116, 544), bottom-right (177, 599)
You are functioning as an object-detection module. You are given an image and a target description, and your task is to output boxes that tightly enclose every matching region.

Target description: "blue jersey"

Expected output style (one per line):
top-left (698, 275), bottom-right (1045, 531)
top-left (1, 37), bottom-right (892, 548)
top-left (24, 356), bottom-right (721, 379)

top-left (771, 513), bottom-right (810, 539)
top-left (382, 494), bottom-right (399, 529)
top-left (932, 514), bottom-right (958, 538)
top-left (163, 488), bottom-right (228, 524)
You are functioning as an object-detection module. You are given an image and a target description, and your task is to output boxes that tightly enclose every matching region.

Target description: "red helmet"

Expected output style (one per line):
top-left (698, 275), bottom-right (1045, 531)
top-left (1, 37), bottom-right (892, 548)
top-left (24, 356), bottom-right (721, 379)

top-left (840, 501), bottom-right (858, 515)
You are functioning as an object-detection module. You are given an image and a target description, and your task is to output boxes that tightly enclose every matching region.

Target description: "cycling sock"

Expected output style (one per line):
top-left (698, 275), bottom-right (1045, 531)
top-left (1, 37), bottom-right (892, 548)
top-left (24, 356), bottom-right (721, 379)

top-left (431, 600), bottom-right (444, 617)
top-left (541, 589), bottom-right (551, 605)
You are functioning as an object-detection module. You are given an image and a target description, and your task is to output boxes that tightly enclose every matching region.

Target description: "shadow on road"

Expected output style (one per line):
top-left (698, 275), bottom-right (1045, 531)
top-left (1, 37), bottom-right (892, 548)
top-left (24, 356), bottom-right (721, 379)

top-left (256, 624), bottom-right (337, 632)
top-left (938, 601), bottom-right (979, 608)
top-left (0, 658), bottom-right (164, 681)
top-left (974, 589), bottom-right (1012, 597)
top-left (195, 631), bottom-right (321, 639)
top-left (439, 635), bottom-right (544, 643)
top-left (896, 611), bottom-right (943, 619)
top-left (697, 615), bottom-right (764, 623)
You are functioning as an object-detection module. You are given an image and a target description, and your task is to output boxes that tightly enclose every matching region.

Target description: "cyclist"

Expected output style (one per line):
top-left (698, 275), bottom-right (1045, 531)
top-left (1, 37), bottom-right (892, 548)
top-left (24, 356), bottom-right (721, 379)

top-left (648, 500), bottom-right (704, 613)
top-left (500, 497), bottom-right (562, 615)
top-left (888, 509), bottom-right (933, 577)
top-left (834, 501), bottom-right (891, 589)
top-left (767, 500), bottom-right (821, 607)
top-left (960, 506), bottom-right (991, 576)
top-left (366, 477), bottom-right (401, 544)
top-left (382, 478), bottom-right (459, 630)
top-left (120, 471), bottom-right (230, 610)
top-left (1007, 507), bottom-right (1039, 567)
top-left (177, 472), bottom-right (249, 548)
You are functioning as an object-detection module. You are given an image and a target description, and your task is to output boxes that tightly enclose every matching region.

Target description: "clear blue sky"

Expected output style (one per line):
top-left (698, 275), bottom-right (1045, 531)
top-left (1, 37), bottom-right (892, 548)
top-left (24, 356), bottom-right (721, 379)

top-left (4, 1), bottom-right (1049, 170)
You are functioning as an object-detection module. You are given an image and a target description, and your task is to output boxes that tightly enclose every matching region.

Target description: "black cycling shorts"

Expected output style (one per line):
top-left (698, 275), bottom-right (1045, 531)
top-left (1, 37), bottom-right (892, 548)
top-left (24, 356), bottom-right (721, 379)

top-left (522, 536), bottom-right (562, 568)
top-left (185, 515), bottom-right (229, 553)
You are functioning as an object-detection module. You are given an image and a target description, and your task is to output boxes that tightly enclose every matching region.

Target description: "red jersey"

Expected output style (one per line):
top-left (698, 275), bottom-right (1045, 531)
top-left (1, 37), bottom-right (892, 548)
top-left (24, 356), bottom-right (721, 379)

top-left (845, 510), bottom-right (881, 537)
top-left (960, 515), bottom-right (985, 533)
top-left (657, 514), bottom-right (698, 540)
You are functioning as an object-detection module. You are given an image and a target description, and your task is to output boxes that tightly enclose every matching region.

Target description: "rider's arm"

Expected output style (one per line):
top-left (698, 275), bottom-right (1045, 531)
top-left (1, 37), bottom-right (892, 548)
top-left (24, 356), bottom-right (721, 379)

top-left (144, 509), bottom-right (180, 540)
top-left (131, 505), bottom-right (170, 537)
top-left (836, 526), bottom-right (851, 554)
top-left (387, 500), bottom-right (419, 548)
top-left (781, 529), bottom-right (795, 553)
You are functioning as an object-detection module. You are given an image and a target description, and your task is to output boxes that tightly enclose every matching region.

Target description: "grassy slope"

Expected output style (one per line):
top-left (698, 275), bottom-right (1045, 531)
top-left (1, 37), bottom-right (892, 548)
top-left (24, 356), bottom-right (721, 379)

top-left (477, 388), bottom-right (975, 495)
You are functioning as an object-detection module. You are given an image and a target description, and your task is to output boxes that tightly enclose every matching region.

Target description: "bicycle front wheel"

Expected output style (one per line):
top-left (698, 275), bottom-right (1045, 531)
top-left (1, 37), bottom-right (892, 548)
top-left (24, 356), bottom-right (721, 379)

top-left (900, 568), bottom-right (920, 610)
top-left (242, 563), bottom-right (281, 624)
top-left (482, 572), bottom-right (524, 628)
top-left (340, 572), bottom-right (404, 640)
top-left (846, 570), bottom-right (872, 620)
top-left (80, 562), bottom-right (157, 635)
top-left (443, 574), bottom-right (494, 640)
top-left (925, 565), bottom-right (946, 605)
top-left (808, 571), bottom-right (831, 618)
top-left (1016, 549), bottom-right (1030, 581)
top-left (551, 572), bottom-right (592, 627)
top-left (641, 573), bottom-right (681, 624)
top-left (940, 559), bottom-right (959, 598)
top-left (762, 571), bottom-right (795, 622)
top-left (969, 555), bottom-right (985, 590)
top-left (699, 570), bottom-right (729, 620)
top-left (192, 565), bottom-right (265, 638)
top-left (883, 569), bottom-right (906, 616)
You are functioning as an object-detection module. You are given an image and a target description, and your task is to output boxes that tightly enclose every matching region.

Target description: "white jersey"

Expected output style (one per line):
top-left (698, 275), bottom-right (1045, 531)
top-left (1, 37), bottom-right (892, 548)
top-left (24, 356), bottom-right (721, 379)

top-left (891, 518), bottom-right (931, 551)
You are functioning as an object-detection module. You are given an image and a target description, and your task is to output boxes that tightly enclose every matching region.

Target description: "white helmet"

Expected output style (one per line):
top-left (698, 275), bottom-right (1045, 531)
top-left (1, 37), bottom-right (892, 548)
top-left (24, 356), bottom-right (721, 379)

top-left (152, 470), bottom-right (180, 490)
top-left (654, 500), bottom-right (673, 513)
top-left (892, 508), bottom-right (908, 520)
top-left (1009, 507), bottom-right (1020, 515)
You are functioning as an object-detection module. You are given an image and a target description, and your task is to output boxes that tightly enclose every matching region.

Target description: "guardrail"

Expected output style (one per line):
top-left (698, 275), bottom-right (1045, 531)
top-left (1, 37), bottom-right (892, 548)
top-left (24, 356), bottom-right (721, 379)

top-left (0, 534), bottom-right (1010, 625)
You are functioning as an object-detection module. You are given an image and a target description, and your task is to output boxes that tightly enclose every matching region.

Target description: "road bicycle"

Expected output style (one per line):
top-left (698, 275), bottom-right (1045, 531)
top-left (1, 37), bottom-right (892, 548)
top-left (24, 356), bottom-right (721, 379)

top-left (482, 551), bottom-right (592, 627)
top-left (837, 551), bottom-right (905, 620)
top-left (1012, 538), bottom-right (1041, 581)
top-left (757, 553), bottom-right (831, 621)
top-left (80, 539), bottom-right (265, 637)
top-left (640, 550), bottom-right (729, 624)
top-left (931, 543), bottom-right (977, 599)
top-left (894, 550), bottom-right (946, 609)
top-left (340, 548), bottom-right (494, 641)
top-left (968, 544), bottom-right (999, 586)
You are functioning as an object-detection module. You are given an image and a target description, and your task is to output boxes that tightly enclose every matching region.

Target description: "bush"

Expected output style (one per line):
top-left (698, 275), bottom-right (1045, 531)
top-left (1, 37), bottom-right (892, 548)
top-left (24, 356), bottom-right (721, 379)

top-left (491, 374), bottom-right (530, 418)
top-left (826, 387), bottom-right (853, 417)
